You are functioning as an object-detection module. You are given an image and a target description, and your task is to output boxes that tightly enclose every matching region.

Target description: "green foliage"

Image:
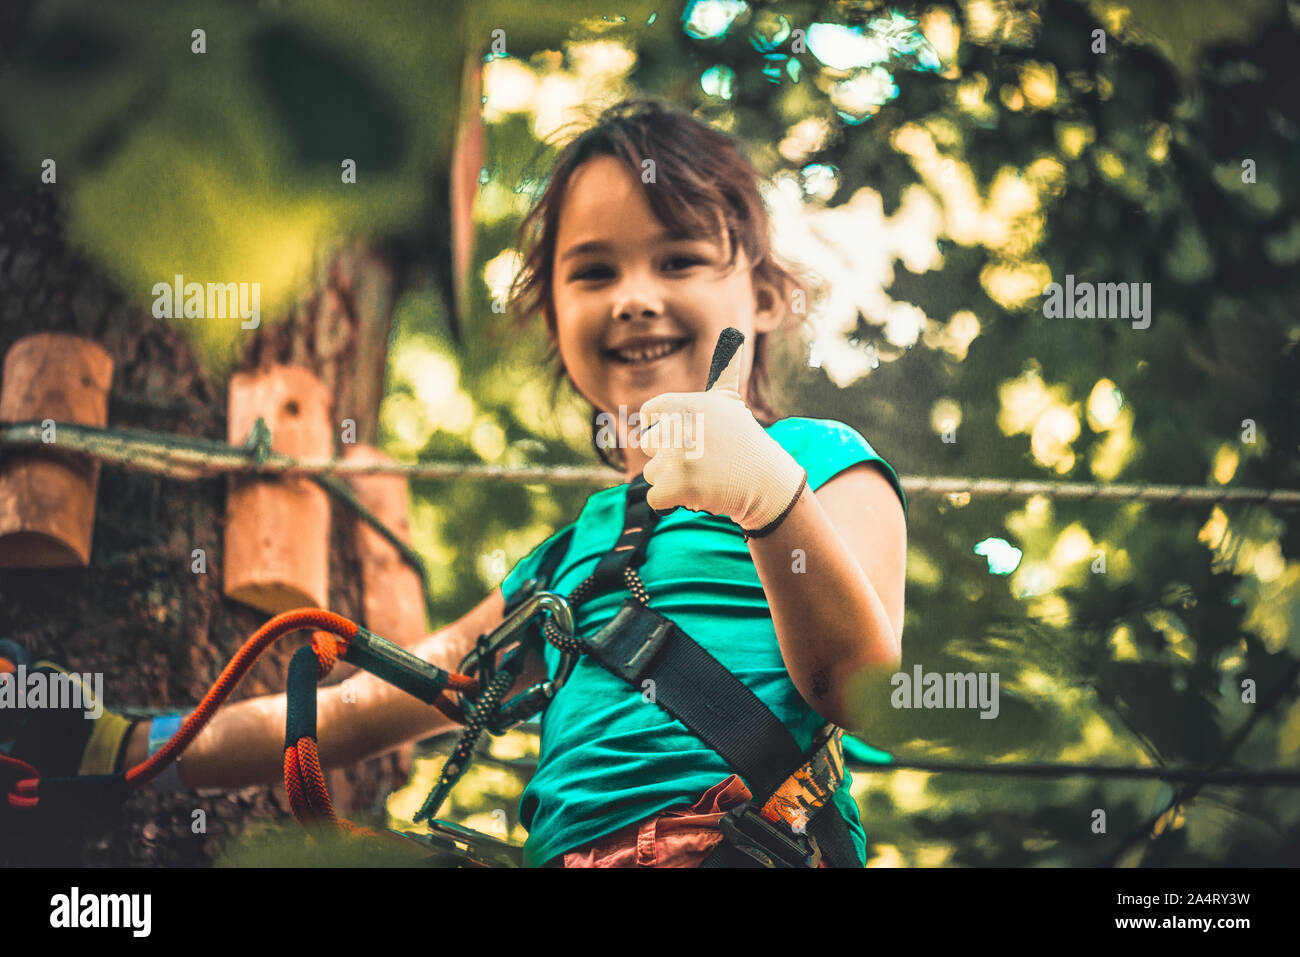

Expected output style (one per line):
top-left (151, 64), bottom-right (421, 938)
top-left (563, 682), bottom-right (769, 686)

top-left (215, 820), bottom-right (431, 868)
top-left (6, 0), bottom-right (1297, 865)
top-left (428, 0), bottom-right (1300, 866)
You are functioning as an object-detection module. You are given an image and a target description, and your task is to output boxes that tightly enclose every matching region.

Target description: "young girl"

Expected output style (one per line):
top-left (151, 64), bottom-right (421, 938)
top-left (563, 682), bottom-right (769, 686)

top-left (108, 98), bottom-right (908, 867)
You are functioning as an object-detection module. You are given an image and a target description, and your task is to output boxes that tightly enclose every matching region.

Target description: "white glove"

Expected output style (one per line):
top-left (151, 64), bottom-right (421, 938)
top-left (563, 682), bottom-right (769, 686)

top-left (639, 330), bottom-right (807, 538)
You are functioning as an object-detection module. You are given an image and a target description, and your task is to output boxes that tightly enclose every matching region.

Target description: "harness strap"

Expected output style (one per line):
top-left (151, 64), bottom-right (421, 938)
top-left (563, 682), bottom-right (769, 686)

top-left (588, 478), bottom-right (660, 595)
top-left (583, 599), bottom-right (804, 799)
top-left (591, 598), bottom-right (858, 868)
top-left (521, 477), bottom-right (862, 867)
top-left (760, 722), bottom-right (845, 826)
top-left (700, 725), bottom-right (859, 868)
top-left (503, 527), bottom-right (575, 619)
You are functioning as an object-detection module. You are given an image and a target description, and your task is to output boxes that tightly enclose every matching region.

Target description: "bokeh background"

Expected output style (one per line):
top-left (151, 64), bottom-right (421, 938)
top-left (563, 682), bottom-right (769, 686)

top-left (1, 0), bottom-right (1297, 866)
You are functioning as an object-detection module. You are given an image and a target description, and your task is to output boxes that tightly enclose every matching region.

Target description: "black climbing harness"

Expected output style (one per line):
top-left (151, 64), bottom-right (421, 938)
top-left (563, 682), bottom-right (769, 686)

top-left (421, 474), bottom-right (861, 868)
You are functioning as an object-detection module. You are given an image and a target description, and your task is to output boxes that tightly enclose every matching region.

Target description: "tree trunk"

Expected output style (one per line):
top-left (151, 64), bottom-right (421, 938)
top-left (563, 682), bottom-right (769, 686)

top-left (0, 180), bottom-right (413, 865)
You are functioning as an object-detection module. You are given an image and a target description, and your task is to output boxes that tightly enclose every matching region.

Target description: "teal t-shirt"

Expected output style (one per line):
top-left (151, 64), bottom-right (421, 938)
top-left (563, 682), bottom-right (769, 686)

top-left (500, 416), bottom-right (907, 867)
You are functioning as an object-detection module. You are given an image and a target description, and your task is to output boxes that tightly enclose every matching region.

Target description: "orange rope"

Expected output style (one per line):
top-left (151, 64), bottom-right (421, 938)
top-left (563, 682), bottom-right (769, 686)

top-left (125, 609), bottom-right (359, 788)
top-left (288, 632), bottom-right (390, 839)
top-left (7, 607), bottom-right (480, 842)
top-left (286, 735), bottom-right (383, 838)
top-left (297, 738), bottom-right (335, 823)
top-left (431, 691), bottom-right (467, 724)
top-left (284, 746), bottom-right (311, 826)
top-left (310, 631), bottom-right (339, 681)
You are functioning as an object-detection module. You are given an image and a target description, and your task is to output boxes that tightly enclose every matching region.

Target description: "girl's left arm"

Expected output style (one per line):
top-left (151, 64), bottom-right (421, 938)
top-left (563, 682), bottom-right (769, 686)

top-left (745, 463), bottom-right (906, 730)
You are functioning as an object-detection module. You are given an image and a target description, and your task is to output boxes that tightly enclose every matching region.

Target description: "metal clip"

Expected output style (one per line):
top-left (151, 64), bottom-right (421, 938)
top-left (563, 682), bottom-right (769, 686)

top-left (458, 591), bottom-right (577, 733)
top-left (390, 821), bottom-right (522, 868)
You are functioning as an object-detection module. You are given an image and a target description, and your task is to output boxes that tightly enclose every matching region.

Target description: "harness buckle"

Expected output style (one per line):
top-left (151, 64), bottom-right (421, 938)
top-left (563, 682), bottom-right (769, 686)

top-left (717, 801), bottom-right (822, 868)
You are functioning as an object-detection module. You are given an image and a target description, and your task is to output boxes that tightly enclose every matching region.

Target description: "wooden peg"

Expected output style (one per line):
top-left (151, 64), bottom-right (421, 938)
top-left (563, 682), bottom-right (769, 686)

top-left (343, 444), bottom-right (427, 645)
top-left (0, 333), bottom-right (114, 568)
top-left (451, 55), bottom-right (484, 326)
top-left (224, 365), bottom-right (331, 615)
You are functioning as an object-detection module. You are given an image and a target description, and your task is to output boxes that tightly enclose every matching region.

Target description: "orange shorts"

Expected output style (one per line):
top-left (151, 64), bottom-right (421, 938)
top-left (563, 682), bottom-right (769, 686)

top-left (545, 773), bottom-right (828, 868)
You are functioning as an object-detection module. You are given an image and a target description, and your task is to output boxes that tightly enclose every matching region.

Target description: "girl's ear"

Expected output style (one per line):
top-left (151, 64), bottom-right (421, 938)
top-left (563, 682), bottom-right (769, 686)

top-left (751, 273), bottom-right (786, 335)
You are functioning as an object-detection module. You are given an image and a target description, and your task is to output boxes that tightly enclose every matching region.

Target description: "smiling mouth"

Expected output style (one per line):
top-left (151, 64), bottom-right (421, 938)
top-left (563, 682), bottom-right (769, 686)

top-left (604, 337), bottom-right (691, 365)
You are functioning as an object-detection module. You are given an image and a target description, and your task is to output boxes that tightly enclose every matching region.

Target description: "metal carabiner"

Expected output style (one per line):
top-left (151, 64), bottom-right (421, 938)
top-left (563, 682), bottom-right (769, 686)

top-left (457, 591), bottom-right (578, 734)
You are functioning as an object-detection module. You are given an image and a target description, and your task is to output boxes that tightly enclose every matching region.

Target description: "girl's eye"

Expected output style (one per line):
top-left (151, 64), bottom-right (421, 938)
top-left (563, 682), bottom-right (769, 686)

top-left (572, 257), bottom-right (701, 281)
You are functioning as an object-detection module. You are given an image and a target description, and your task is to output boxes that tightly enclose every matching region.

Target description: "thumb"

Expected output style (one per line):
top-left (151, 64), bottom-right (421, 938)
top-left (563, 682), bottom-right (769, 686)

top-left (707, 327), bottom-right (745, 395)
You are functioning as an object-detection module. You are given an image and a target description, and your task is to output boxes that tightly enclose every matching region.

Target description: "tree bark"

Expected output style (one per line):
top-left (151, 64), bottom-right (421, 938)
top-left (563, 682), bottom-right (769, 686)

top-left (0, 181), bottom-right (411, 865)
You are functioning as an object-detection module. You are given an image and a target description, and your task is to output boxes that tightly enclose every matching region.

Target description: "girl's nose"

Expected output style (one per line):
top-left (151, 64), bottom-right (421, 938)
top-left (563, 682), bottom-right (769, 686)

top-left (612, 288), bottom-right (663, 322)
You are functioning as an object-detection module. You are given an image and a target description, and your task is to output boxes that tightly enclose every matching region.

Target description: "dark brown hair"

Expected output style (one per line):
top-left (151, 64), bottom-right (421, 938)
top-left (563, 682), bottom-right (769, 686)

top-left (508, 98), bottom-right (816, 471)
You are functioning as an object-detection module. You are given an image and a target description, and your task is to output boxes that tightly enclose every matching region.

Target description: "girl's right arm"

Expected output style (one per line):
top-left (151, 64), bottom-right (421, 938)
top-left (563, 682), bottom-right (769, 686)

top-left (120, 588), bottom-right (543, 791)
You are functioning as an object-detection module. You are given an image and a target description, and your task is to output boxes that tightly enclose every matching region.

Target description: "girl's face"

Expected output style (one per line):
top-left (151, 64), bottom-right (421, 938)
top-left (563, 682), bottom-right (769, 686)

top-left (550, 155), bottom-right (782, 454)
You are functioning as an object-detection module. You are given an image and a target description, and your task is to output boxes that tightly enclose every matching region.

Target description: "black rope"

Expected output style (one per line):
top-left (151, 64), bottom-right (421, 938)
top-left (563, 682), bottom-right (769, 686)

top-left (307, 471), bottom-right (435, 615)
top-left (1093, 655), bottom-right (1300, 865)
top-left (854, 757), bottom-right (1300, 786)
top-left (408, 730), bottom-right (1300, 787)
top-left (4, 421), bottom-right (1299, 505)
top-left (413, 667), bottom-right (516, 823)
top-left (0, 419), bottom-right (434, 621)
top-left (8, 420), bottom-right (1300, 809)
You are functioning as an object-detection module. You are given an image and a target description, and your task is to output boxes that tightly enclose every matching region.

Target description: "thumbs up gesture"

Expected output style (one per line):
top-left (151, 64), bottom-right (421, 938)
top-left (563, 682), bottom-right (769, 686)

top-left (638, 328), bottom-right (807, 538)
